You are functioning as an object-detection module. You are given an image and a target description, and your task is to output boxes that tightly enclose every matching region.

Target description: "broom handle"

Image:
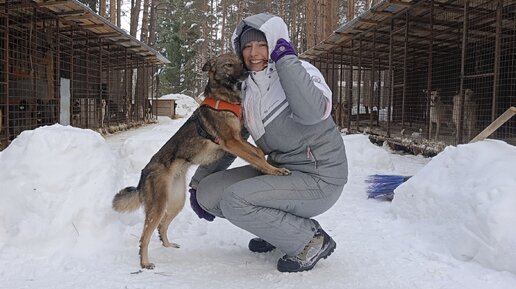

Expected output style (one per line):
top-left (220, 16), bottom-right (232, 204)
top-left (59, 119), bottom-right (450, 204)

top-left (470, 106), bottom-right (516, 143)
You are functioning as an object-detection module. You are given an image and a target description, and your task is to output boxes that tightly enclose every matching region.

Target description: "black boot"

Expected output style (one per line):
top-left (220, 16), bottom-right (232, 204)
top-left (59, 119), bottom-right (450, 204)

top-left (248, 238), bottom-right (276, 253)
top-left (276, 227), bottom-right (336, 273)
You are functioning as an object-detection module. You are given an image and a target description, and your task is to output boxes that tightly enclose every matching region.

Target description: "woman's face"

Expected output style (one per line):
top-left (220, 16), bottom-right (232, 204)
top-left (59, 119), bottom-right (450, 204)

top-left (242, 41), bottom-right (268, 72)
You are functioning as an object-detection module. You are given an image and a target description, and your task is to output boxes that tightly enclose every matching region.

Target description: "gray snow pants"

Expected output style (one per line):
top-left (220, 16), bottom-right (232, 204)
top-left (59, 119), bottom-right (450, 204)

top-left (196, 165), bottom-right (344, 256)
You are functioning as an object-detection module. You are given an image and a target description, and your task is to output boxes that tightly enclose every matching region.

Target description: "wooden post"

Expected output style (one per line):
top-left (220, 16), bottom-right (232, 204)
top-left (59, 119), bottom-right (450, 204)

top-left (470, 107), bottom-right (516, 143)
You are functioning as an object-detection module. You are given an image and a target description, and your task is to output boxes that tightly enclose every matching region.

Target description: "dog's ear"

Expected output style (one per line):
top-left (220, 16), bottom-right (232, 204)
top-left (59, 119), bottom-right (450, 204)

top-left (202, 59), bottom-right (211, 72)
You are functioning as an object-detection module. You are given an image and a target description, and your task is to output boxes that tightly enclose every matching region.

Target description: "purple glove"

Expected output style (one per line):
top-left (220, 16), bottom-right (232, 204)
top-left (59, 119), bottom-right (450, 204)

top-left (189, 188), bottom-right (215, 221)
top-left (270, 38), bottom-right (297, 62)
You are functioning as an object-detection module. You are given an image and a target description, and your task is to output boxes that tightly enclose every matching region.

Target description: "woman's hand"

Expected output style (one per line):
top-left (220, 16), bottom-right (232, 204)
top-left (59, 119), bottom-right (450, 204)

top-left (271, 38), bottom-right (297, 62)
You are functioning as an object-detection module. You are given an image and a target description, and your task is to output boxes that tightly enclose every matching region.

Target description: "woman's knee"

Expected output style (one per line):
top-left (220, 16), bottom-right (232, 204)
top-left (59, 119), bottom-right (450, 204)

top-left (220, 186), bottom-right (251, 220)
top-left (196, 173), bottom-right (225, 214)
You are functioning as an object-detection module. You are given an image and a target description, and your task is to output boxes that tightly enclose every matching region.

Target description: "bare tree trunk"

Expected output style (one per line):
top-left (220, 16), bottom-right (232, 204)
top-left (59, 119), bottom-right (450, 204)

top-left (109, 0), bottom-right (116, 25)
top-left (318, 0), bottom-right (326, 41)
top-left (347, 0), bottom-right (355, 21)
top-left (236, 0), bottom-right (243, 25)
top-left (278, 0), bottom-right (285, 19)
top-left (306, 0), bottom-right (316, 49)
top-left (291, 0), bottom-right (298, 49)
top-left (221, 0), bottom-right (227, 53)
top-left (201, 0), bottom-right (209, 68)
top-left (210, 0), bottom-right (217, 58)
top-left (328, 0), bottom-right (339, 33)
top-left (100, 0), bottom-right (106, 17)
top-left (148, 0), bottom-right (159, 46)
top-left (117, 0), bottom-right (122, 27)
top-left (130, 0), bottom-right (142, 37)
top-left (140, 0), bottom-right (150, 43)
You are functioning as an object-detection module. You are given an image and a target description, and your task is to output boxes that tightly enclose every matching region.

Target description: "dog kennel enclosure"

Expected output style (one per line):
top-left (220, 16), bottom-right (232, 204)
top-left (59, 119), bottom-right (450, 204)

top-left (0, 0), bottom-right (169, 150)
top-left (302, 0), bottom-right (516, 155)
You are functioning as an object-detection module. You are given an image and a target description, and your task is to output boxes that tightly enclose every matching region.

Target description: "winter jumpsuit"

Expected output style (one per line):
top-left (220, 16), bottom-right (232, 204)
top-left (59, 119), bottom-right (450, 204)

top-left (189, 13), bottom-right (348, 257)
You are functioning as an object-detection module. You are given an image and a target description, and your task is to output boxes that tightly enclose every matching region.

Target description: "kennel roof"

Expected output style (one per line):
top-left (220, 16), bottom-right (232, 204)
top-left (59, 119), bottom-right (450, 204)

top-left (2, 0), bottom-right (169, 67)
top-left (300, 0), bottom-right (509, 69)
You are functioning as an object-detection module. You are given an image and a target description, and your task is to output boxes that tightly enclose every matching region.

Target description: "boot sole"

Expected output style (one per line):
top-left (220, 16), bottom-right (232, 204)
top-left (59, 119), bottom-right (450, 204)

top-left (277, 239), bottom-right (336, 273)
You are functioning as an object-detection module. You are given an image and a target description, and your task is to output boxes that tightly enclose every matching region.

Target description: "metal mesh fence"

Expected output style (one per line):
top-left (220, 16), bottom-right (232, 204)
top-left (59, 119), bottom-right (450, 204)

top-left (0, 1), bottom-right (162, 150)
top-left (314, 0), bottom-right (515, 154)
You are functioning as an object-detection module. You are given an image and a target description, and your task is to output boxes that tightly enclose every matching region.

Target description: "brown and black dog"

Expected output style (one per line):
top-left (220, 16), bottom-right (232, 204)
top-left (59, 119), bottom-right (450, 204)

top-left (112, 53), bottom-right (290, 269)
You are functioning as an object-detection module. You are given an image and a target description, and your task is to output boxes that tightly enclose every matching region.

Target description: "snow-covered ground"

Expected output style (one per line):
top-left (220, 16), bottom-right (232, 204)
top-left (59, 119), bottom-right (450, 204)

top-left (1, 94), bottom-right (515, 289)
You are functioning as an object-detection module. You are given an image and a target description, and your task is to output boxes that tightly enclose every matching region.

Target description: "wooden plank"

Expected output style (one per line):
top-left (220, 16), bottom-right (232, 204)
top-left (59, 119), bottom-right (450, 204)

top-left (470, 107), bottom-right (516, 143)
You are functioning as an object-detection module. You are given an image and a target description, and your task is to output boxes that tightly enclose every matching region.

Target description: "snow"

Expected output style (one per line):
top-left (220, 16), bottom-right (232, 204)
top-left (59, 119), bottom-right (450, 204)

top-left (1, 96), bottom-right (516, 289)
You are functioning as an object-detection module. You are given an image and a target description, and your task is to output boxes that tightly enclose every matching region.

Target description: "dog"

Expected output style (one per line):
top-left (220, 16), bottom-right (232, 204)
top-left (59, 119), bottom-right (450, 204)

top-left (453, 89), bottom-right (477, 142)
top-left (427, 89), bottom-right (453, 140)
top-left (72, 99), bottom-right (81, 126)
top-left (112, 53), bottom-right (291, 269)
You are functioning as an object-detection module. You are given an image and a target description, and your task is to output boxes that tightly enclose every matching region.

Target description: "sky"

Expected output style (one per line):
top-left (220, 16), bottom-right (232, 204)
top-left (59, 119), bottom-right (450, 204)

top-left (1, 94), bottom-right (516, 289)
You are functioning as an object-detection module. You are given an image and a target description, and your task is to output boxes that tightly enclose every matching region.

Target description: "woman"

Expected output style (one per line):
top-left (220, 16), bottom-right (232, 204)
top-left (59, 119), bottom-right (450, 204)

top-left (189, 13), bottom-right (348, 273)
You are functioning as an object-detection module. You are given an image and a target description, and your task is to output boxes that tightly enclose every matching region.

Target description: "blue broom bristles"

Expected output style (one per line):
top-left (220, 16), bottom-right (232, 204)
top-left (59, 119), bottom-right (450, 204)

top-left (365, 174), bottom-right (412, 200)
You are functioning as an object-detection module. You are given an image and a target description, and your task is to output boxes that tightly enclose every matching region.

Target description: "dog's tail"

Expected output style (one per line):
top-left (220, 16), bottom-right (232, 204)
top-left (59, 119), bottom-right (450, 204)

top-left (112, 186), bottom-right (141, 212)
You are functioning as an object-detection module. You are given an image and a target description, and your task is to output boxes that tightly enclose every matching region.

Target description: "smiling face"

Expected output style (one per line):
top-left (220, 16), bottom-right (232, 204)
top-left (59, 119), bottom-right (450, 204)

top-left (242, 41), bottom-right (269, 72)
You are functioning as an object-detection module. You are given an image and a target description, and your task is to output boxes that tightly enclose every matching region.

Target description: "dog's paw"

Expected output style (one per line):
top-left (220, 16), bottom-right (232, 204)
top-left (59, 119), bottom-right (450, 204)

top-left (163, 242), bottom-right (180, 248)
top-left (141, 262), bottom-right (155, 270)
top-left (274, 167), bottom-right (291, 176)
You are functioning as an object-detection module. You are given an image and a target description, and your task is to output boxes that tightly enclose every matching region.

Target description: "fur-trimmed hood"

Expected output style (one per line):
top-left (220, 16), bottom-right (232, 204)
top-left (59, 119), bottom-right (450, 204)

top-left (231, 13), bottom-right (290, 60)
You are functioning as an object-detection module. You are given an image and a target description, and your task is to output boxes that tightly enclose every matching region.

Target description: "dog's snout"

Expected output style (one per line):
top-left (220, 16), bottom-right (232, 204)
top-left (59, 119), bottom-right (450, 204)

top-left (240, 70), bottom-right (250, 80)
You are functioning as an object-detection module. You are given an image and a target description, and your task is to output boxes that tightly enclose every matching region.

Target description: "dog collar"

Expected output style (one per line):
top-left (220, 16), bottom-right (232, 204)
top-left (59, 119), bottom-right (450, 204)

top-left (201, 97), bottom-right (242, 120)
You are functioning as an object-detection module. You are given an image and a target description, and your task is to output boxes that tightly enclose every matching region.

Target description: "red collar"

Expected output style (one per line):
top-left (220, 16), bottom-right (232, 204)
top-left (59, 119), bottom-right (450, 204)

top-left (201, 97), bottom-right (242, 119)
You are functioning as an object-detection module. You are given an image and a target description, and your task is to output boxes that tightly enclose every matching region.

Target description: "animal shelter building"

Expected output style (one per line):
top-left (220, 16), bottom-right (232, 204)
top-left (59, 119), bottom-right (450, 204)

top-left (0, 0), bottom-right (169, 150)
top-left (301, 0), bottom-right (516, 155)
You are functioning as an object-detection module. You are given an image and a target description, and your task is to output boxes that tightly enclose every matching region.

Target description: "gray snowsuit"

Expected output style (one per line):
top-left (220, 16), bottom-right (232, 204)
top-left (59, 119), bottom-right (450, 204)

top-left (190, 13), bottom-right (348, 257)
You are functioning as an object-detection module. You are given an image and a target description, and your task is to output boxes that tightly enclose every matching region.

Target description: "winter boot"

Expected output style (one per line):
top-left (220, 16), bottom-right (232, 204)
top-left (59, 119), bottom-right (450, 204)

top-left (276, 227), bottom-right (336, 273)
top-left (248, 238), bottom-right (276, 253)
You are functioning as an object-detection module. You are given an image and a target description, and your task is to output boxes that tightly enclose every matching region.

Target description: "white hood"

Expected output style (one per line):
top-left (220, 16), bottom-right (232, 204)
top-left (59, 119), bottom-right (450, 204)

top-left (231, 13), bottom-right (290, 60)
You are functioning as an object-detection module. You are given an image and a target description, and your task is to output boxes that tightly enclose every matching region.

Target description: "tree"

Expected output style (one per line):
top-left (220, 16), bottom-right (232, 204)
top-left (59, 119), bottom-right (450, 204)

top-left (77, 0), bottom-right (98, 13)
top-left (130, 0), bottom-right (142, 37)
top-left (140, 0), bottom-right (150, 43)
top-left (99, 0), bottom-right (106, 17)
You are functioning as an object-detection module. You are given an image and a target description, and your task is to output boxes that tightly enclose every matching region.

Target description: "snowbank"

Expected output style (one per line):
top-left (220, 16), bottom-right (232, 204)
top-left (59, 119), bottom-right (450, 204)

top-left (392, 140), bottom-right (516, 274)
top-left (159, 93), bottom-right (199, 116)
top-left (0, 125), bottom-right (124, 258)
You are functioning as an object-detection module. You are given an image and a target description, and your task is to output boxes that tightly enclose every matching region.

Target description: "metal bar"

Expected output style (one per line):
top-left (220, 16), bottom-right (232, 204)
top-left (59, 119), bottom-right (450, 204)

top-left (492, 0), bottom-right (502, 122)
top-left (339, 46), bottom-right (344, 127)
top-left (402, 11), bottom-right (409, 129)
top-left (458, 0), bottom-right (469, 144)
top-left (376, 56), bottom-right (381, 127)
top-left (426, 0), bottom-right (434, 140)
top-left (463, 72), bottom-right (494, 79)
top-left (70, 29), bottom-right (74, 126)
top-left (388, 18), bottom-right (393, 138)
top-left (331, 49), bottom-right (336, 114)
top-left (347, 40), bottom-right (353, 131)
top-left (56, 16), bottom-right (61, 121)
top-left (4, 1), bottom-right (10, 142)
top-left (357, 36), bottom-right (362, 132)
top-left (369, 28), bottom-right (376, 128)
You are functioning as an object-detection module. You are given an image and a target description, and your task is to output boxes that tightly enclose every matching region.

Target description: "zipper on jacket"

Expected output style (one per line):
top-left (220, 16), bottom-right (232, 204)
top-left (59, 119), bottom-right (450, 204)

top-left (306, 146), bottom-right (318, 169)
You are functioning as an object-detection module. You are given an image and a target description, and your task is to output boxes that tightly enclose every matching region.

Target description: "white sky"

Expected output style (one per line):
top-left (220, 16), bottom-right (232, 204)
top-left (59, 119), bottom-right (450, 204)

top-left (1, 94), bottom-right (515, 288)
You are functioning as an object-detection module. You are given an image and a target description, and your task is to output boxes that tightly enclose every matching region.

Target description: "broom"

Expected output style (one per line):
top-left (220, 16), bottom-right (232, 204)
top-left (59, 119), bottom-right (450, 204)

top-left (365, 106), bottom-right (516, 200)
top-left (365, 174), bottom-right (411, 200)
